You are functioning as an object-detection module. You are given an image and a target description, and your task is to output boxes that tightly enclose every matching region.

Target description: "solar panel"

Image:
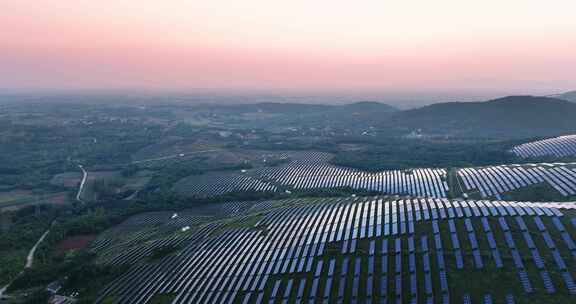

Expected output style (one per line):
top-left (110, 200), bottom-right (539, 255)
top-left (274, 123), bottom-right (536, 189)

top-left (350, 239), bottom-right (357, 254)
top-left (540, 271), bottom-right (556, 294)
top-left (455, 250), bottom-right (464, 269)
top-left (380, 275), bottom-right (388, 297)
top-left (271, 280), bottom-right (282, 298)
top-left (518, 271), bottom-right (533, 293)
top-left (323, 277), bottom-right (333, 300)
top-left (338, 277), bottom-right (347, 299)
top-left (410, 273), bottom-right (418, 296)
top-left (561, 232), bottom-right (576, 250)
top-left (242, 293), bottom-right (252, 304)
top-left (423, 252), bottom-right (431, 272)
top-left (409, 253), bottom-right (416, 273)
top-left (504, 232), bottom-right (516, 249)
top-left (296, 279), bottom-right (306, 299)
top-left (448, 219), bottom-right (456, 233)
top-left (542, 232), bottom-right (556, 249)
top-left (283, 279), bottom-right (294, 299)
top-left (327, 259), bottom-right (336, 276)
top-left (451, 233), bottom-right (461, 249)
top-left (552, 217), bottom-right (566, 232)
top-left (534, 217), bottom-right (547, 232)
top-left (421, 236), bottom-right (429, 252)
top-left (424, 273), bottom-right (433, 295)
top-left (552, 250), bottom-right (567, 270)
top-left (395, 238), bottom-right (402, 254)
top-left (487, 232), bottom-right (497, 249)
top-left (366, 275), bottom-right (373, 297)
top-left (439, 271), bottom-right (448, 292)
top-left (481, 217), bottom-right (491, 232)
top-left (515, 217), bottom-right (528, 231)
top-left (511, 250), bottom-right (524, 269)
top-left (395, 255), bottom-right (402, 274)
top-left (341, 257), bottom-right (349, 276)
top-left (561, 271), bottom-right (576, 295)
top-left (435, 234), bottom-right (443, 250)
top-left (354, 257), bottom-right (362, 276)
top-left (469, 233), bottom-right (479, 249)
top-left (352, 276), bottom-right (360, 300)
top-left (498, 217), bottom-right (510, 231)
top-left (432, 221), bottom-right (440, 234)
top-left (522, 231), bottom-right (536, 249)
top-left (437, 252), bottom-right (446, 270)
top-left (492, 249), bottom-right (504, 268)
top-left (309, 278), bottom-right (320, 298)
top-left (472, 250), bottom-right (484, 269)
top-left (314, 261), bottom-right (324, 277)
top-left (381, 239), bottom-right (389, 255)
top-left (395, 274), bottom-right (402, 296)
top-left (408, 236), bottom-right (415, 253)
top-left (464, 218), bottom-right (474, 232)
top-left (255, 292), bottom-right (265, 304)
top-left (531, 249), bottom-right (545, 269)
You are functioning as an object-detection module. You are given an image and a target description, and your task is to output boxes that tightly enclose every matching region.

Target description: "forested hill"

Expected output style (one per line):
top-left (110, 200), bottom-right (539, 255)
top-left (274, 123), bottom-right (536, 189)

top-left (386, 96), bottom-right (576, 138)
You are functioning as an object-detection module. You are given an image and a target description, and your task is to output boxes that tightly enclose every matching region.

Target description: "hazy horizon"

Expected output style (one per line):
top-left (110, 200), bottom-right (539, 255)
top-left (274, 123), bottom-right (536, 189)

top-left (2, 0), bottom-right (576, 98)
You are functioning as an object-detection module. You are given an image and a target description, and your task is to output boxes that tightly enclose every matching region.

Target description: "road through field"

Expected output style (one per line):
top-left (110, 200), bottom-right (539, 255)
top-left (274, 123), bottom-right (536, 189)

top-left (0, 285), bottom-right (7, 300)
top-left (131, 149), bottom-right (222, 164)
top-left (25, 229), bottom-right (50, 268)
top-left (0, 226), bottom-right (51, 299)
top-left (76, 165), bottom-right (87, 204)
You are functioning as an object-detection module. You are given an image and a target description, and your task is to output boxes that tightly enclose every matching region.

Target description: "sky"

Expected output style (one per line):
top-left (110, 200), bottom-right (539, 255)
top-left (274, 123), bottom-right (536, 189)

top-left (1, 0), bottom-right (576, 97)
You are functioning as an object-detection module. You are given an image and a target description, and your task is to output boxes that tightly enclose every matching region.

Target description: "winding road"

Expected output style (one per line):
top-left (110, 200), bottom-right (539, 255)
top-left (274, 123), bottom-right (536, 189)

top-left (25, 229), bottom-right (50, 268)
top-left (130, 149), bottom-right (221, 164)
top-left (1, 166), bottom-right (88, 299)
top-left (0, 226), bottom-right (51, 300)
top-left (76, 164), bottom-right (88, 204)
top-left (0, 285), bottom-right (7, 300)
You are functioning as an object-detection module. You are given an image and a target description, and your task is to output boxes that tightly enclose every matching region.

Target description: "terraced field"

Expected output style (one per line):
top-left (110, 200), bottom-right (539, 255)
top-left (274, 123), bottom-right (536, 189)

top-left (92, 197), bottom-right (576, 303)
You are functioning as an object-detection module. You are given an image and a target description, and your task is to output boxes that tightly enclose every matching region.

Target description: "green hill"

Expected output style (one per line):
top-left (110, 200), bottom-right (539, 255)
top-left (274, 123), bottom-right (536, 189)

top-left (387, 96), bottom-right (576, 138)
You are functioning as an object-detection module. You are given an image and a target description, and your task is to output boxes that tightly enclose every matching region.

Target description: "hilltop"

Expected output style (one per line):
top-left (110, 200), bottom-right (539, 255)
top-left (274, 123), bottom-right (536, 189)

top-left (386, 96), bottom-right (576, 138)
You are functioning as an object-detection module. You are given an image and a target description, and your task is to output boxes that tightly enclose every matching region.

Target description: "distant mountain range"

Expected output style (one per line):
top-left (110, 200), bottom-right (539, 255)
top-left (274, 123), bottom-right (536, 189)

top-left (203, 95), bottom-right (576, 138)
top-left (386, 95), bottom-right (576, 138)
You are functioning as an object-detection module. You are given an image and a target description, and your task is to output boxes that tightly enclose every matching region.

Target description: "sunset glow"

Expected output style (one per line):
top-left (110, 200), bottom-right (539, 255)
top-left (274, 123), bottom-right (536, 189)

top-left (2, 0), bottom-right (576, 93)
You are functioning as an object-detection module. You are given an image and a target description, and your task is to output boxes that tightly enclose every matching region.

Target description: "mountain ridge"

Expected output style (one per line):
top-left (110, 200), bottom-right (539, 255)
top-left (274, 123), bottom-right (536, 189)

top-left (385, 95), bottom-right (576, 138)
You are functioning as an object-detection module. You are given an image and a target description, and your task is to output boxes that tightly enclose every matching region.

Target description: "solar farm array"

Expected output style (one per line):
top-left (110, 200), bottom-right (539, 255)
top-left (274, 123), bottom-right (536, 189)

top-left (94, 197), bottom-right (576, 303)
top-left (511, 135), bottom-right (576, 159)
top-left (174, 152), bottom-right (449, 198)
top-left (89, 201), bottom-right (275, 266)
top-left (458, 163), bottom-right (576, 199)
top-left (173, 151), bottom-right (576, 201)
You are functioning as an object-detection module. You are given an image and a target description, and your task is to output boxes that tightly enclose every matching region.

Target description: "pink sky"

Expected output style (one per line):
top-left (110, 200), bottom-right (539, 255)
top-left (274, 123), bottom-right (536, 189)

top-left (1, 0), bottom-right (576, 94)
